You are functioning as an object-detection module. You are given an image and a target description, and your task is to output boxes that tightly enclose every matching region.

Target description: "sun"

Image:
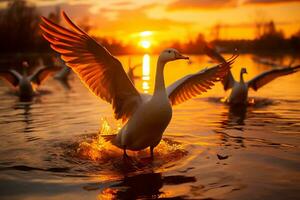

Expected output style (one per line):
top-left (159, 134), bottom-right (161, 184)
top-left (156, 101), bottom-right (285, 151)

top-left (139, 40), bottom-right (151, 49)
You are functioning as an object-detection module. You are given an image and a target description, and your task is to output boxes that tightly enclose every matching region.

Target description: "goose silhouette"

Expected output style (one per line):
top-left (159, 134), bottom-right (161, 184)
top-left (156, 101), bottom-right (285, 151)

top-left (0, 60), bottom-right (57, 101)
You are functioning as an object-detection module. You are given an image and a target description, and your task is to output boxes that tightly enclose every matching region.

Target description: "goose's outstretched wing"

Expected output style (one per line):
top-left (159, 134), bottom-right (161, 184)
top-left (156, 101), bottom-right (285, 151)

top-left (248, 65), bottom-right (300, 91)
top-left (40, 11), bottom-right (141, 121)
top-left (29, 67), bottom-right (57, 85)
top-left (0, 69), bottom-right (21, 88)
top-left (167, 56), bottom-right (237, 106)
top-left (203, 44), bottom-right (235, 91)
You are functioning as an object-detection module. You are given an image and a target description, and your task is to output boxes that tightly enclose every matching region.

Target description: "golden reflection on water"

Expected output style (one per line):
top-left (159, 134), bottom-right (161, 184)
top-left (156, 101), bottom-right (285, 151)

top-left (142, 54), bottom-right (150, 93)
top-left (76, 118), bottom-right (187, 163)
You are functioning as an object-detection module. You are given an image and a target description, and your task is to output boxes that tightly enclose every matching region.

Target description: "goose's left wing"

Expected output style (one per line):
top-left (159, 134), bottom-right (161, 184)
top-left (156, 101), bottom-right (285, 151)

top-left (248, 65), bottom-right (300, 91)
top-left (203, 44), bottom-right (236, 91)
top-left (40, 11), bottom-right (141, 121)
top-left (167, 56), bottom-right (236, 106)
top-left (0, 69), bottom-right (21, 88)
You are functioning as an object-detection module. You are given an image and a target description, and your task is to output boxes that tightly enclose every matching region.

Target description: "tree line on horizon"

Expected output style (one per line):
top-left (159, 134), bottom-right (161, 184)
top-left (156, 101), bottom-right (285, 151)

top-left (0, 0), bottom-right (299, 57)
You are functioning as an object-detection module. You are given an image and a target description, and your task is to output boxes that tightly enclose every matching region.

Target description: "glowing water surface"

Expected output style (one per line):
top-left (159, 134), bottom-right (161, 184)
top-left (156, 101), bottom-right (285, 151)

top-left (0, 54), bottom-right (300, 200)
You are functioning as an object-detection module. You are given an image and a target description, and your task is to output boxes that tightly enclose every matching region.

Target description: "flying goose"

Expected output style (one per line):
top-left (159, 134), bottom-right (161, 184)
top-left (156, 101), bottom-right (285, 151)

top-left (0, 60), bottom-right (56, 101)
top-left (204, 44), bottom-right (300, 105)
top-left (40, 12), bottom-right (236, 158)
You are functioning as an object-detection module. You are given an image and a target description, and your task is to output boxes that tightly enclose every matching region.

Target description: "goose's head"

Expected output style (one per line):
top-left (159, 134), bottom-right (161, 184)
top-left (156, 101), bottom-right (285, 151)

top-left (158, 48), bottom-right (189, 63)
top-left (241, 67), bottom-right (248, 74)
top-left (22, 61), bottom-right (29, 68)
top-left (21, 61), bottom-right (29, 76)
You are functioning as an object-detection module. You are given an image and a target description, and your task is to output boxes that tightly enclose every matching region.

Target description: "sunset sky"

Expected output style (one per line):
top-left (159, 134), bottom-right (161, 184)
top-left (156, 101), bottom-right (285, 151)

top-left (1, 0), bottom-right (300, 45)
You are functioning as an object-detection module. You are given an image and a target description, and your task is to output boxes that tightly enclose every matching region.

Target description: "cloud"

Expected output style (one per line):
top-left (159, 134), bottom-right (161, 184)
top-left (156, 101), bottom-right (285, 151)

top-left (36, 1), bottom-right (192, 41)
top-left (167, 0), bottom-right (236, 10)
top-left (37, 3), bottom-right (91, 19)
top-left (242, 0), bottom-right (300, 5)
top-left (166, 0), bottom-right (300, 10)
top-left (93, 5), bottom-right (192, 34)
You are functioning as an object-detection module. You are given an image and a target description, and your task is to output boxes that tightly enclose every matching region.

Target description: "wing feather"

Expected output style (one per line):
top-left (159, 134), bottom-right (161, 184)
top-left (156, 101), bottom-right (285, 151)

top-left (203, 44), bottom-right (236, 90)
top-left (29, 67), bottom-right (58, 85)
top-left (40, 12), bottom-right (141, 121)
top-left (248, 65), bottom-right (300, 91)
top-left (0, 69), bottom-right (21, 88)
top-left (167, 56), bottom-right (237, 105)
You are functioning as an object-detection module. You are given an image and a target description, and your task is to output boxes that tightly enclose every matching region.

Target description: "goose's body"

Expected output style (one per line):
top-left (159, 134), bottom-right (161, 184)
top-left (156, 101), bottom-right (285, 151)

top-left (204, 44), bottom-right (300, 105)
top-left (226, 68), bottom-right (248, 105)
top-left (0, 61), bottom-right (56, 101)
top-left (40, 12), bottom-right (235, 157)
top-left (115, 93), bottom-right (172, 151)
top-left (18, 76), bottom-right (35, 99)
top-left (228, 82), bottom-right (248, 105)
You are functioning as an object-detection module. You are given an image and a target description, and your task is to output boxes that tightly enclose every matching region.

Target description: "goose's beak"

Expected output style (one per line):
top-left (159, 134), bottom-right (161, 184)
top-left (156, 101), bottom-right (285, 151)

top-left (175, 52), bottom-right (189, 60)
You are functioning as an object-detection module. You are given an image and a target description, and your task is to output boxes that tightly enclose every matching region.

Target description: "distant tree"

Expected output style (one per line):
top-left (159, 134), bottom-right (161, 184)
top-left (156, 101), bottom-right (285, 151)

top-left (210, 23), bottom-right (223, 41)
top-left (47, 6), bottom-right (61, 24)
top-left (254, 20), bottom-right (286, 52)
top-left (254, 10), bottom-right (267, 39)
top-left (289, 29), bottom-right (300, 52)
top-left (0, 0), bottom-right (42, 53)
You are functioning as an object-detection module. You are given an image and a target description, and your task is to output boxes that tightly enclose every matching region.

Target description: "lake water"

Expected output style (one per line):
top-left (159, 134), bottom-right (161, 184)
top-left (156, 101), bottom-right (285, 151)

top-left (0, 54), bottom-right (299, 200)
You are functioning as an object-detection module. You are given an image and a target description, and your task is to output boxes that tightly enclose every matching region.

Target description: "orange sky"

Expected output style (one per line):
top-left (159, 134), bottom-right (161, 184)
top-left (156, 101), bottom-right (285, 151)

top-left (1, 0), bottom-right (300, 45)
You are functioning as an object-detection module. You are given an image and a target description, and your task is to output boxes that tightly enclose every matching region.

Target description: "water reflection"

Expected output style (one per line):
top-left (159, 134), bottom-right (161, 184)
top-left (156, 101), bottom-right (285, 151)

top-left (142, 54), bottom-right (150, 93)
top-left (55, 78), bottom-right (72, 90)
top-left (226, 104), bottom-right (247, 126)
top-left (13, 102), bottom-right (33, 133)
top-left (0, 54), bottom-right (299, 200)
top-left (91, 172), bottom-right (196, 199)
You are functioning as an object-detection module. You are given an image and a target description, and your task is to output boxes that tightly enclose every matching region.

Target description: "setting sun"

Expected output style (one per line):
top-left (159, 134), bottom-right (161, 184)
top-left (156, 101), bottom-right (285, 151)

top-left (139, 40), bottom-right (151, 49)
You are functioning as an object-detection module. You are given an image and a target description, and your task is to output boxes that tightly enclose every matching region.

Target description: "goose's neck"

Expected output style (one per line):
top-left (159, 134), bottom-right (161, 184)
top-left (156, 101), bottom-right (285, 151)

top-left (22, 68), bottom-right (28, 77)
top-left (240, 71), bottom-right (245, 83)
top-left (153, 60), bottom-right (166, 96)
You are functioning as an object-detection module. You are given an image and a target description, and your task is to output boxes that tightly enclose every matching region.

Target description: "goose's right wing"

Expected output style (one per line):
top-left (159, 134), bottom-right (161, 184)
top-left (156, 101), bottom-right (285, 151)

top-left (29, 67), bottom-right (58, 85)
top-left (40, 11), bottom-right (141, 121)
top-left (0, 69), bottom-right (21, 88)
top-left (167, 56), bottom-right (237, 106)
top-left (203, 44), bottom-right (235, 91)
top-left (248, 65), bottom-right (300, 91)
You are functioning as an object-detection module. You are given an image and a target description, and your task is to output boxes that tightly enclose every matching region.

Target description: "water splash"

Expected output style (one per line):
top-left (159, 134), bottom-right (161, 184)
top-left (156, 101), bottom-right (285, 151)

top-left (73, 118), bottom-right (187, 171)
top-left (76, 118), bottom-right (120, 161)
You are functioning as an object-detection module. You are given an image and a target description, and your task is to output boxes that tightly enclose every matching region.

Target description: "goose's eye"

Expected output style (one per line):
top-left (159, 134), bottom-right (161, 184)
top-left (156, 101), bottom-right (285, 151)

top-left (168, 50), bottom-right (171, 53)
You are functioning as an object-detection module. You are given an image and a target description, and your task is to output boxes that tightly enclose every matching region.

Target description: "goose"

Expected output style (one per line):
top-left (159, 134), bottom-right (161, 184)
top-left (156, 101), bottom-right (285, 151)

top-left (0, 60), bottom-right (56, 101)
top-left (204, 44), bottom-right (300, 105)
top-left (40, 11), bottom-right (236, 158)
top-left (53, 57), bottom-right (72, 81)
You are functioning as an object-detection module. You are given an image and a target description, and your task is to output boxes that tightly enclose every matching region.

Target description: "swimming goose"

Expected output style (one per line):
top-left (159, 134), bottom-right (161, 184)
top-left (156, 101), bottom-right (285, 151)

top-left (204, 45), bottom-right (300, 105)
top-left (53, 57), bottom-right (72, 81)
top-left (0, 61), bottom-right (56, 101)
top-left (40, 12), bottom-right (236, 158)
top-left (127, 60), bottom-right (141, 85)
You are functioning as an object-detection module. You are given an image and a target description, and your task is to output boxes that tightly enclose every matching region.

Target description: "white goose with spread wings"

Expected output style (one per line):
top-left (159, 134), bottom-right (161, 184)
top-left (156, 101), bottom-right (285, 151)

top-left (204, 44), bottom-right (300, 105)
top-left (40, 12), bottom-right (235, 157)
top-left (0, 61), bottom-right (56, 101)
